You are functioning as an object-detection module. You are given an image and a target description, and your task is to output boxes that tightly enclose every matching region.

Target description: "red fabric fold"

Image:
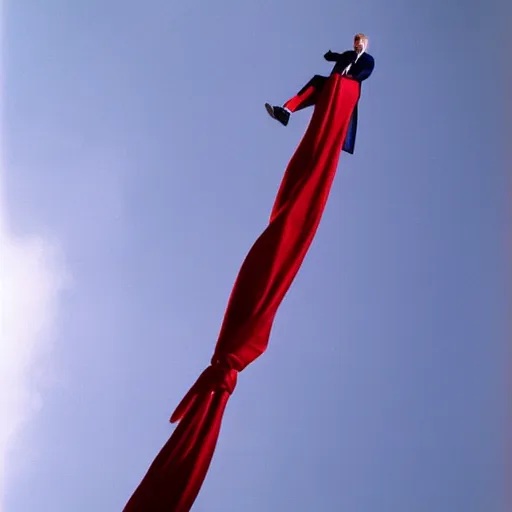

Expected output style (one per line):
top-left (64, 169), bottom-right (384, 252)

top-left (124, 74), bottom-right (361, 512)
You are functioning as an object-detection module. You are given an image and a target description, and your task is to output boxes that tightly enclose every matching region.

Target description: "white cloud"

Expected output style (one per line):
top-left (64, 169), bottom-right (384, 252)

top-left (0, 207), bottom-right (70, 507)
top-left (0, 4), bottom-right (70, 507)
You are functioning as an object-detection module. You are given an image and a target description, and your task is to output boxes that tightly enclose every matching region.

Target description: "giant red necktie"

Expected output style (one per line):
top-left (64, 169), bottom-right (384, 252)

top-left (124, 74), bottom-right (361, 511)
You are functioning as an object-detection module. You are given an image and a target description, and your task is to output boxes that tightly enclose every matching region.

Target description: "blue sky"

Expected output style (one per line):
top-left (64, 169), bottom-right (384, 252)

top-left (1, 1), bottom-right (509, 511)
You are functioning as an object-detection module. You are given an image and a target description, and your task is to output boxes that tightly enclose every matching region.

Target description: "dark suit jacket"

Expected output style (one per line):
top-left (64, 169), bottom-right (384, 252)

top-left (324, 50), bottom-right (375, 82)
top-left (323, 50), bottom-right (375, 154)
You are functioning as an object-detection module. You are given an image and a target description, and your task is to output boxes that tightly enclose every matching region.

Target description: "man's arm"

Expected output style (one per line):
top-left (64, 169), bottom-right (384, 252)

top-left (351, 56), bottom-right (375, 81)
top-left (324, 50), bottom-right (349, 62)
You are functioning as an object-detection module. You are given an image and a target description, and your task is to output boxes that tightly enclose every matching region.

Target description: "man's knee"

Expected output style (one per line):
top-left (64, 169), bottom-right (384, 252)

top-left (298, 75), bottom-right (325, 93)
top-left (311, 74), bottom-right (328, 86)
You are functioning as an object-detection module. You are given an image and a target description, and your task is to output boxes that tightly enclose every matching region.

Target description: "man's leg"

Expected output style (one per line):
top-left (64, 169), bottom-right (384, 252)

top-left (266, 75), bottom-right (328, 126)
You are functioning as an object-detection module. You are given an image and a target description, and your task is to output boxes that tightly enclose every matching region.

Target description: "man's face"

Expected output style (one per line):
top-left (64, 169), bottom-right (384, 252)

top-left (354, 36), bottom-right (366, 53)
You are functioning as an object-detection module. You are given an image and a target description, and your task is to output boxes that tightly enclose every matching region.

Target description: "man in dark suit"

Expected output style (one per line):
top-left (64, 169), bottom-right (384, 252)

top-left (265, 33), bottom-right (375, 154)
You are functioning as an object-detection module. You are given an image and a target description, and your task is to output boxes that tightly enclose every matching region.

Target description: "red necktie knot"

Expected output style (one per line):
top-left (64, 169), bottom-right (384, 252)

top-left (170, 363), bottom-right (238, 423)
top-left (204, 363), bottom-right (238, 395)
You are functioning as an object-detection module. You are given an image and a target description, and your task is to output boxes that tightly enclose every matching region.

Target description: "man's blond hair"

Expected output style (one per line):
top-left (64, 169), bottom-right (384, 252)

top-left (355, 33), bottom-right (369, 44)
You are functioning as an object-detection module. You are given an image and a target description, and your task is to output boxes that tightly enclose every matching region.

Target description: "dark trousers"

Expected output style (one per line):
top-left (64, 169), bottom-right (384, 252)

top-left (283, 75), bottom-right (328, 112)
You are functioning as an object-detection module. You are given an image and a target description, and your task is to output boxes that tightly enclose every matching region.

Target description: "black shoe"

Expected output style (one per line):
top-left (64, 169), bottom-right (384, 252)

top-left (265, 103), bottom-right (290, 126)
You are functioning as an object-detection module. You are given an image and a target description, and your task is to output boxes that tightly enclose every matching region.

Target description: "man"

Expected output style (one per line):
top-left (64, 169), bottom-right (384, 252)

top-left (265, 33), bottom-right (375, 154)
